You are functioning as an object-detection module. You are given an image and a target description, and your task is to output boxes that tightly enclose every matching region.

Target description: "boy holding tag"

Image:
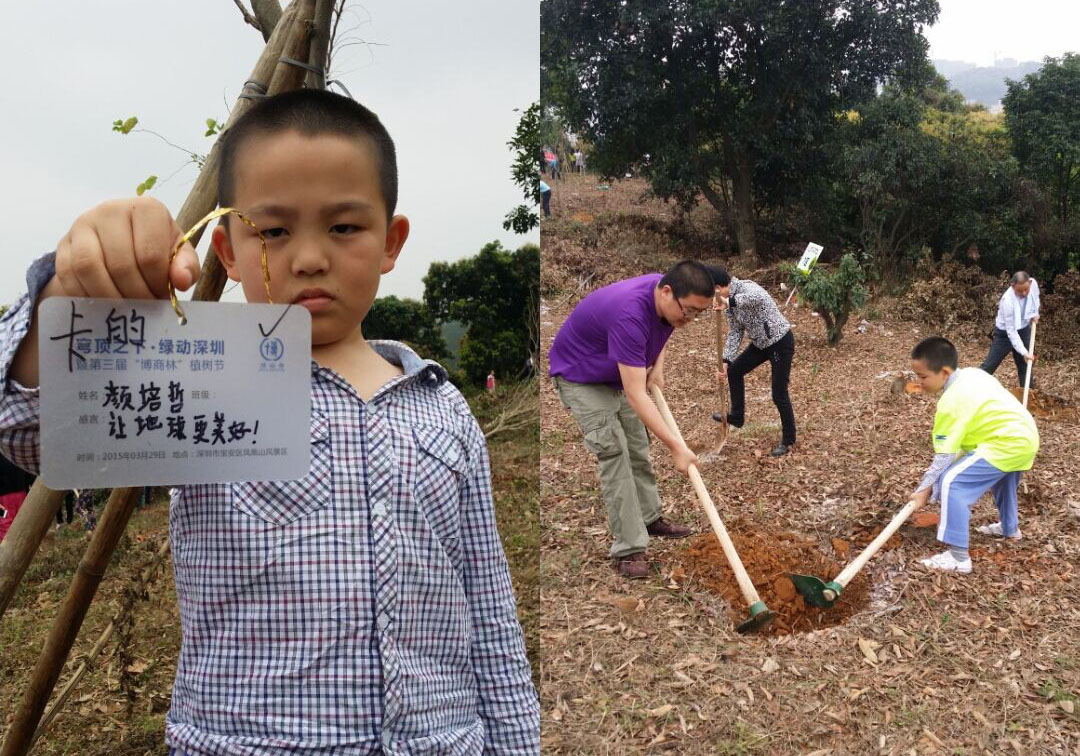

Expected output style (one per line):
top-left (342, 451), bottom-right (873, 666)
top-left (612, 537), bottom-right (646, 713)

top-left (0, 90), bottom-right (538, 755)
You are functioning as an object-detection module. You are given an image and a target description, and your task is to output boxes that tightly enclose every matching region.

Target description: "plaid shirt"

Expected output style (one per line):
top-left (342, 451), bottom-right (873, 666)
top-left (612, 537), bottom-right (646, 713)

top-left (0, 255), bottom-right (539, 755)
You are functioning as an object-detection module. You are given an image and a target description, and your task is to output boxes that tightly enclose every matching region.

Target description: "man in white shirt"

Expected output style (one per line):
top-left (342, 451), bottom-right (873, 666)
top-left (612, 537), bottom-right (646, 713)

top-left (980, 271), bottom-right (1040, 387)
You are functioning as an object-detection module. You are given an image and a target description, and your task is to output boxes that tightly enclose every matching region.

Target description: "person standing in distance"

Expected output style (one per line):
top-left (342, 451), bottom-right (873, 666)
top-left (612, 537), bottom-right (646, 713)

top-left (708, 265), bottom-right (797, 457)
top-left (980, 271), bottom-right (1040, 388)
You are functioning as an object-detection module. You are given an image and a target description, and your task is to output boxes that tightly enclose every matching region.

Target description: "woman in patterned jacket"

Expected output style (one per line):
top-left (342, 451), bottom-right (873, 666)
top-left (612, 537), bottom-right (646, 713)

top-left (707, 266), bottom-right (797, 457)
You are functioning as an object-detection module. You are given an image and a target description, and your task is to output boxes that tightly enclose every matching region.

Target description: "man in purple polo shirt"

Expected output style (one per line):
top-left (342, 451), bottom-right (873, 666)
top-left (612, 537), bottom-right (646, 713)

top-left (549, 260), bottom-right (715, 579)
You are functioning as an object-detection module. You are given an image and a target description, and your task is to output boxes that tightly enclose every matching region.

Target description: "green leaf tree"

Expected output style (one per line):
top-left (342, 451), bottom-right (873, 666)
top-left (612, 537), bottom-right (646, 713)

top-left (424, 241), bottom-right (539, 385)
top-left (541, 0), bottom-right (938, 260)
top-left (1003, 54), bottom-right (1080, 276)
top-left (791, 253), bottom-right (868, 346)
top-left (363, 296), bottom-right (448, 360)
top-left (503, 103), bottom-right (542, 234)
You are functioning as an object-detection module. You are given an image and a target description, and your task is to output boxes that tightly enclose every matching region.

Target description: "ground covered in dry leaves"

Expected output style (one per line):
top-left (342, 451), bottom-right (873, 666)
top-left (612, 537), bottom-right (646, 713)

top-left (540, 173), bottom-right (1080, 755)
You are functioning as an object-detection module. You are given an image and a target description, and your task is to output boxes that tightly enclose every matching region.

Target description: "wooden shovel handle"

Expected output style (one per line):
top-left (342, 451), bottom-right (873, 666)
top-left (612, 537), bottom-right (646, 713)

top-left (715, 308), bottom-right (725, 371)
top-left (714, 309), bottom-right (728, 415)
top-left (1021, 320), bottom-right (1037, 408)
top-left (650, 386), bottom-right (762, 608)
top-left (833, 499), bottom-right (919, 590)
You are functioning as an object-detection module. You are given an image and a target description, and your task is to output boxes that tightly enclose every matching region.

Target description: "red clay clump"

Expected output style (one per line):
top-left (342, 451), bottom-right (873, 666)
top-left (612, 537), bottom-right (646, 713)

top-left (911, 512), bottom-right (941, 528)
top-left (676, 529), bottom-right (872, 636)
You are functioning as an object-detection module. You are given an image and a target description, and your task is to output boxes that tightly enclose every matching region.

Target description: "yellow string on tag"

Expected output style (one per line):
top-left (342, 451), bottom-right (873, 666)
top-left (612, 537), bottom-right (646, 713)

top-left (169, 207), bottom-right (271, 325)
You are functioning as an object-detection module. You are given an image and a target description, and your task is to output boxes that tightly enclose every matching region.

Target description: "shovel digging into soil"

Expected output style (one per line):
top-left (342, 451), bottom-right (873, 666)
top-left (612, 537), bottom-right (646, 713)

top-left (1022, 320), bottom-right (1037, 410)
top-left (790, 498), bottom-right (919, 608)
top-left (651, 386), bottom-right (774, 633)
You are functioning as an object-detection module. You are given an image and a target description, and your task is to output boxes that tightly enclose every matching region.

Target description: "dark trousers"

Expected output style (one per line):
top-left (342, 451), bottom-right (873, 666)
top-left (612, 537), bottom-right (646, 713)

top-left (57, 492), bottom-right (74, 524)
top-left (541, 189), bottom-right (551, 217)
top-left (980, 326), bottom-right (1033, 387)
top-left (727, 330), bottom-right (796, 445)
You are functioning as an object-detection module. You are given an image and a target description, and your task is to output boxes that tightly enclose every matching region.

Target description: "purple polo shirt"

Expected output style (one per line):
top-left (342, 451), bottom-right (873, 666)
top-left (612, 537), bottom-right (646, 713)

top-left (548, 274), bottom-right (674, 389)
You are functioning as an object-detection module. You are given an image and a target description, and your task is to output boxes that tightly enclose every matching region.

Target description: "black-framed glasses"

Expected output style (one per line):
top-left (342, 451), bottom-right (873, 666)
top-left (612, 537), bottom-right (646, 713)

top-left (675, 298), bottom-right (707, 321)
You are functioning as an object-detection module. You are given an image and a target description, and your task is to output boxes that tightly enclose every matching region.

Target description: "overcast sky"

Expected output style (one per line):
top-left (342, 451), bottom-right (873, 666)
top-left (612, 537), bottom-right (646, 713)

top-left (0, 1), bottom-right (539, 306)
top-left (925, 0), bottom-right (1080, 66)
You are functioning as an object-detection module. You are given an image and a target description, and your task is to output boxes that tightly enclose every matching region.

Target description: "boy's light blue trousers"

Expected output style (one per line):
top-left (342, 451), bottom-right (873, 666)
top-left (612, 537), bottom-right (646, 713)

top-left (937, 454), bottom-right (1022, 549)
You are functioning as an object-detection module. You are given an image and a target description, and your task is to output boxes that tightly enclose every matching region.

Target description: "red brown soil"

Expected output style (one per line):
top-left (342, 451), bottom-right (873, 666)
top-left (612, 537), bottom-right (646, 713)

top-left (1008, 386), bottom-right (1078, 421)
top-left (676, 529), bottom-right (871, 636)
top-left (847, 520), bottom-right (904, 550)
top-left (910, 511), bottom-right (941, 528)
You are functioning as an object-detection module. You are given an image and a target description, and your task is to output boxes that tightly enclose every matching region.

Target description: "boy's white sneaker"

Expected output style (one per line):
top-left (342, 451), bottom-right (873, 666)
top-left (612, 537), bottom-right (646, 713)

top-left (976, 522), bottom-right (1022, 540)
top-left (918, 550), bottom-right (973, 574)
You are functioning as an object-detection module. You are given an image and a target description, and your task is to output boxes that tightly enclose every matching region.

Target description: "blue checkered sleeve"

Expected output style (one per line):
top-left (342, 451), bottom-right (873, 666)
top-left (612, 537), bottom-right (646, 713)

top-left (0, 293), bottom-right (42, 474)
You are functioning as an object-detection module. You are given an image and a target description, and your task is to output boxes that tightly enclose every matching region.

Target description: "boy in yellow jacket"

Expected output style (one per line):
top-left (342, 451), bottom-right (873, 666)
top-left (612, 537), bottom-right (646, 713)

top-left (909, 336), bottom-right (1039, 573)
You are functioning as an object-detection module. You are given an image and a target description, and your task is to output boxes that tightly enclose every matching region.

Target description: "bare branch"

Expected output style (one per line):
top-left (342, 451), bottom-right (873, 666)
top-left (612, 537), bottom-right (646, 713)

top-left (483, 378), bottom-right (540, 440)
top-left (230, 0), bottom-right (263, 34)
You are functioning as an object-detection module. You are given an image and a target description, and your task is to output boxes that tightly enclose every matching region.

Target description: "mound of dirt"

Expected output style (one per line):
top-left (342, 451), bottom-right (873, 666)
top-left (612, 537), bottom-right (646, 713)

top-left (1009, 386), bottom-right (1078, 421)
top-left (676, 529), bottom-right (871, 636)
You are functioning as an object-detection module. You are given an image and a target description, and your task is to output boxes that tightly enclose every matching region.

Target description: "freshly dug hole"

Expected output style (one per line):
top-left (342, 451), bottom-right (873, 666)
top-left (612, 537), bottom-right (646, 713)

top-left (1008, 387), bottom-right (1078, 421)
top-left (677, 529), bottom-right (872, 636)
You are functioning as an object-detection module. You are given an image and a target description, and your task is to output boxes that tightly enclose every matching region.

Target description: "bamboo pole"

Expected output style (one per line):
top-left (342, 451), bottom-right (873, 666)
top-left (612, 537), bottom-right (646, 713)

top-left (32, 538), bottom-right (171, 743)
top-left (1, 2), bottom-right (321, 752)
top-left (1, 487), bottom-right (140, 756)
top-left (251, 0), bottom-right (284, 40)
top-left (306, 0), bottom-right (335, 89)
top-left (185, 0), bottom-right (310, 302)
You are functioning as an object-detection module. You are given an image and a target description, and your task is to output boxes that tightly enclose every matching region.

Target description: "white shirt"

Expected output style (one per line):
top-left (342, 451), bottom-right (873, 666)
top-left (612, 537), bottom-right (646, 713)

top-left (993, 279), bottom-right (1040, 356)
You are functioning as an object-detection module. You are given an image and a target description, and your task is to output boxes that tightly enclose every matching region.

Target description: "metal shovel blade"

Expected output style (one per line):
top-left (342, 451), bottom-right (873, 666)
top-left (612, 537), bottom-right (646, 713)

top-left (789, 573), bottom-right (842, 609)
top-left (735, 601), bottom-right (776, 634)
top-left (697, 413), bottom-right (728, 463)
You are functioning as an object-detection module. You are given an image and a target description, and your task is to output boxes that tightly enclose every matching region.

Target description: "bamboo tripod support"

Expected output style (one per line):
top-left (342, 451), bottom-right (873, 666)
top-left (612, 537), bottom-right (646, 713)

top-left (33, 538), bottom-right (172, 744)
top-left (0, 3), bottom-right (321, 753)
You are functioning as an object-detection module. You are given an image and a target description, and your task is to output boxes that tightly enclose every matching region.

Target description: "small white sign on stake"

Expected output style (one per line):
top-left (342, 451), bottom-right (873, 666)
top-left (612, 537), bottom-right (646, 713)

top-left (796, 242), bottom-right (824, 274)
top-left (39, 298), bottom-right (312, 489)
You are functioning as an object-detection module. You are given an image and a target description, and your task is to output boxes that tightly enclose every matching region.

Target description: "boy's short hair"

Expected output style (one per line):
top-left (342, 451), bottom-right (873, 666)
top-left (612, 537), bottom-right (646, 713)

top-left (658, 260), bottom-right (716, 299)
top-left (704, 264), bottom-right (731, 287)
top-left (911, 336), bottom-right (958, 371)
top-left (218, 89), bottom-right (398, 221)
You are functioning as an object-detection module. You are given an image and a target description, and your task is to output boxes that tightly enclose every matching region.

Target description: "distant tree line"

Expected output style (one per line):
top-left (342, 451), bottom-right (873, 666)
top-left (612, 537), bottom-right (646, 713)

top-left (542, 0), bottom-right (1080, 287)
top-left (366, 241), bottom-right (539, 387)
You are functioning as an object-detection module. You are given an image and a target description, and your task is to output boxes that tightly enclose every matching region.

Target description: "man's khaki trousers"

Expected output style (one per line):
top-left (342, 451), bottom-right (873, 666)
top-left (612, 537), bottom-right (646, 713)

top-left (554, 377), bottom-right (662, 558)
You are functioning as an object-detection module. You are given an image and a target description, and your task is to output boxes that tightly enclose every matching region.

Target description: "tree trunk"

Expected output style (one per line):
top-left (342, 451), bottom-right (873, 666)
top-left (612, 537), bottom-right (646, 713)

top-left (699, 181), bottom-right (741, 256)
top-left (829, 310), bottom-right (849, 346)
top-left (722, 141), bottom-right (758, 263)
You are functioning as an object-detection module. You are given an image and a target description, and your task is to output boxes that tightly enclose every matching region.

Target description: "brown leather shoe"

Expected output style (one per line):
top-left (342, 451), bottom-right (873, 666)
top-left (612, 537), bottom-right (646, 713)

top-left (646, 517), bottom-right (692, 538)
top-left (615, 552), bottom-right (650, 579)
